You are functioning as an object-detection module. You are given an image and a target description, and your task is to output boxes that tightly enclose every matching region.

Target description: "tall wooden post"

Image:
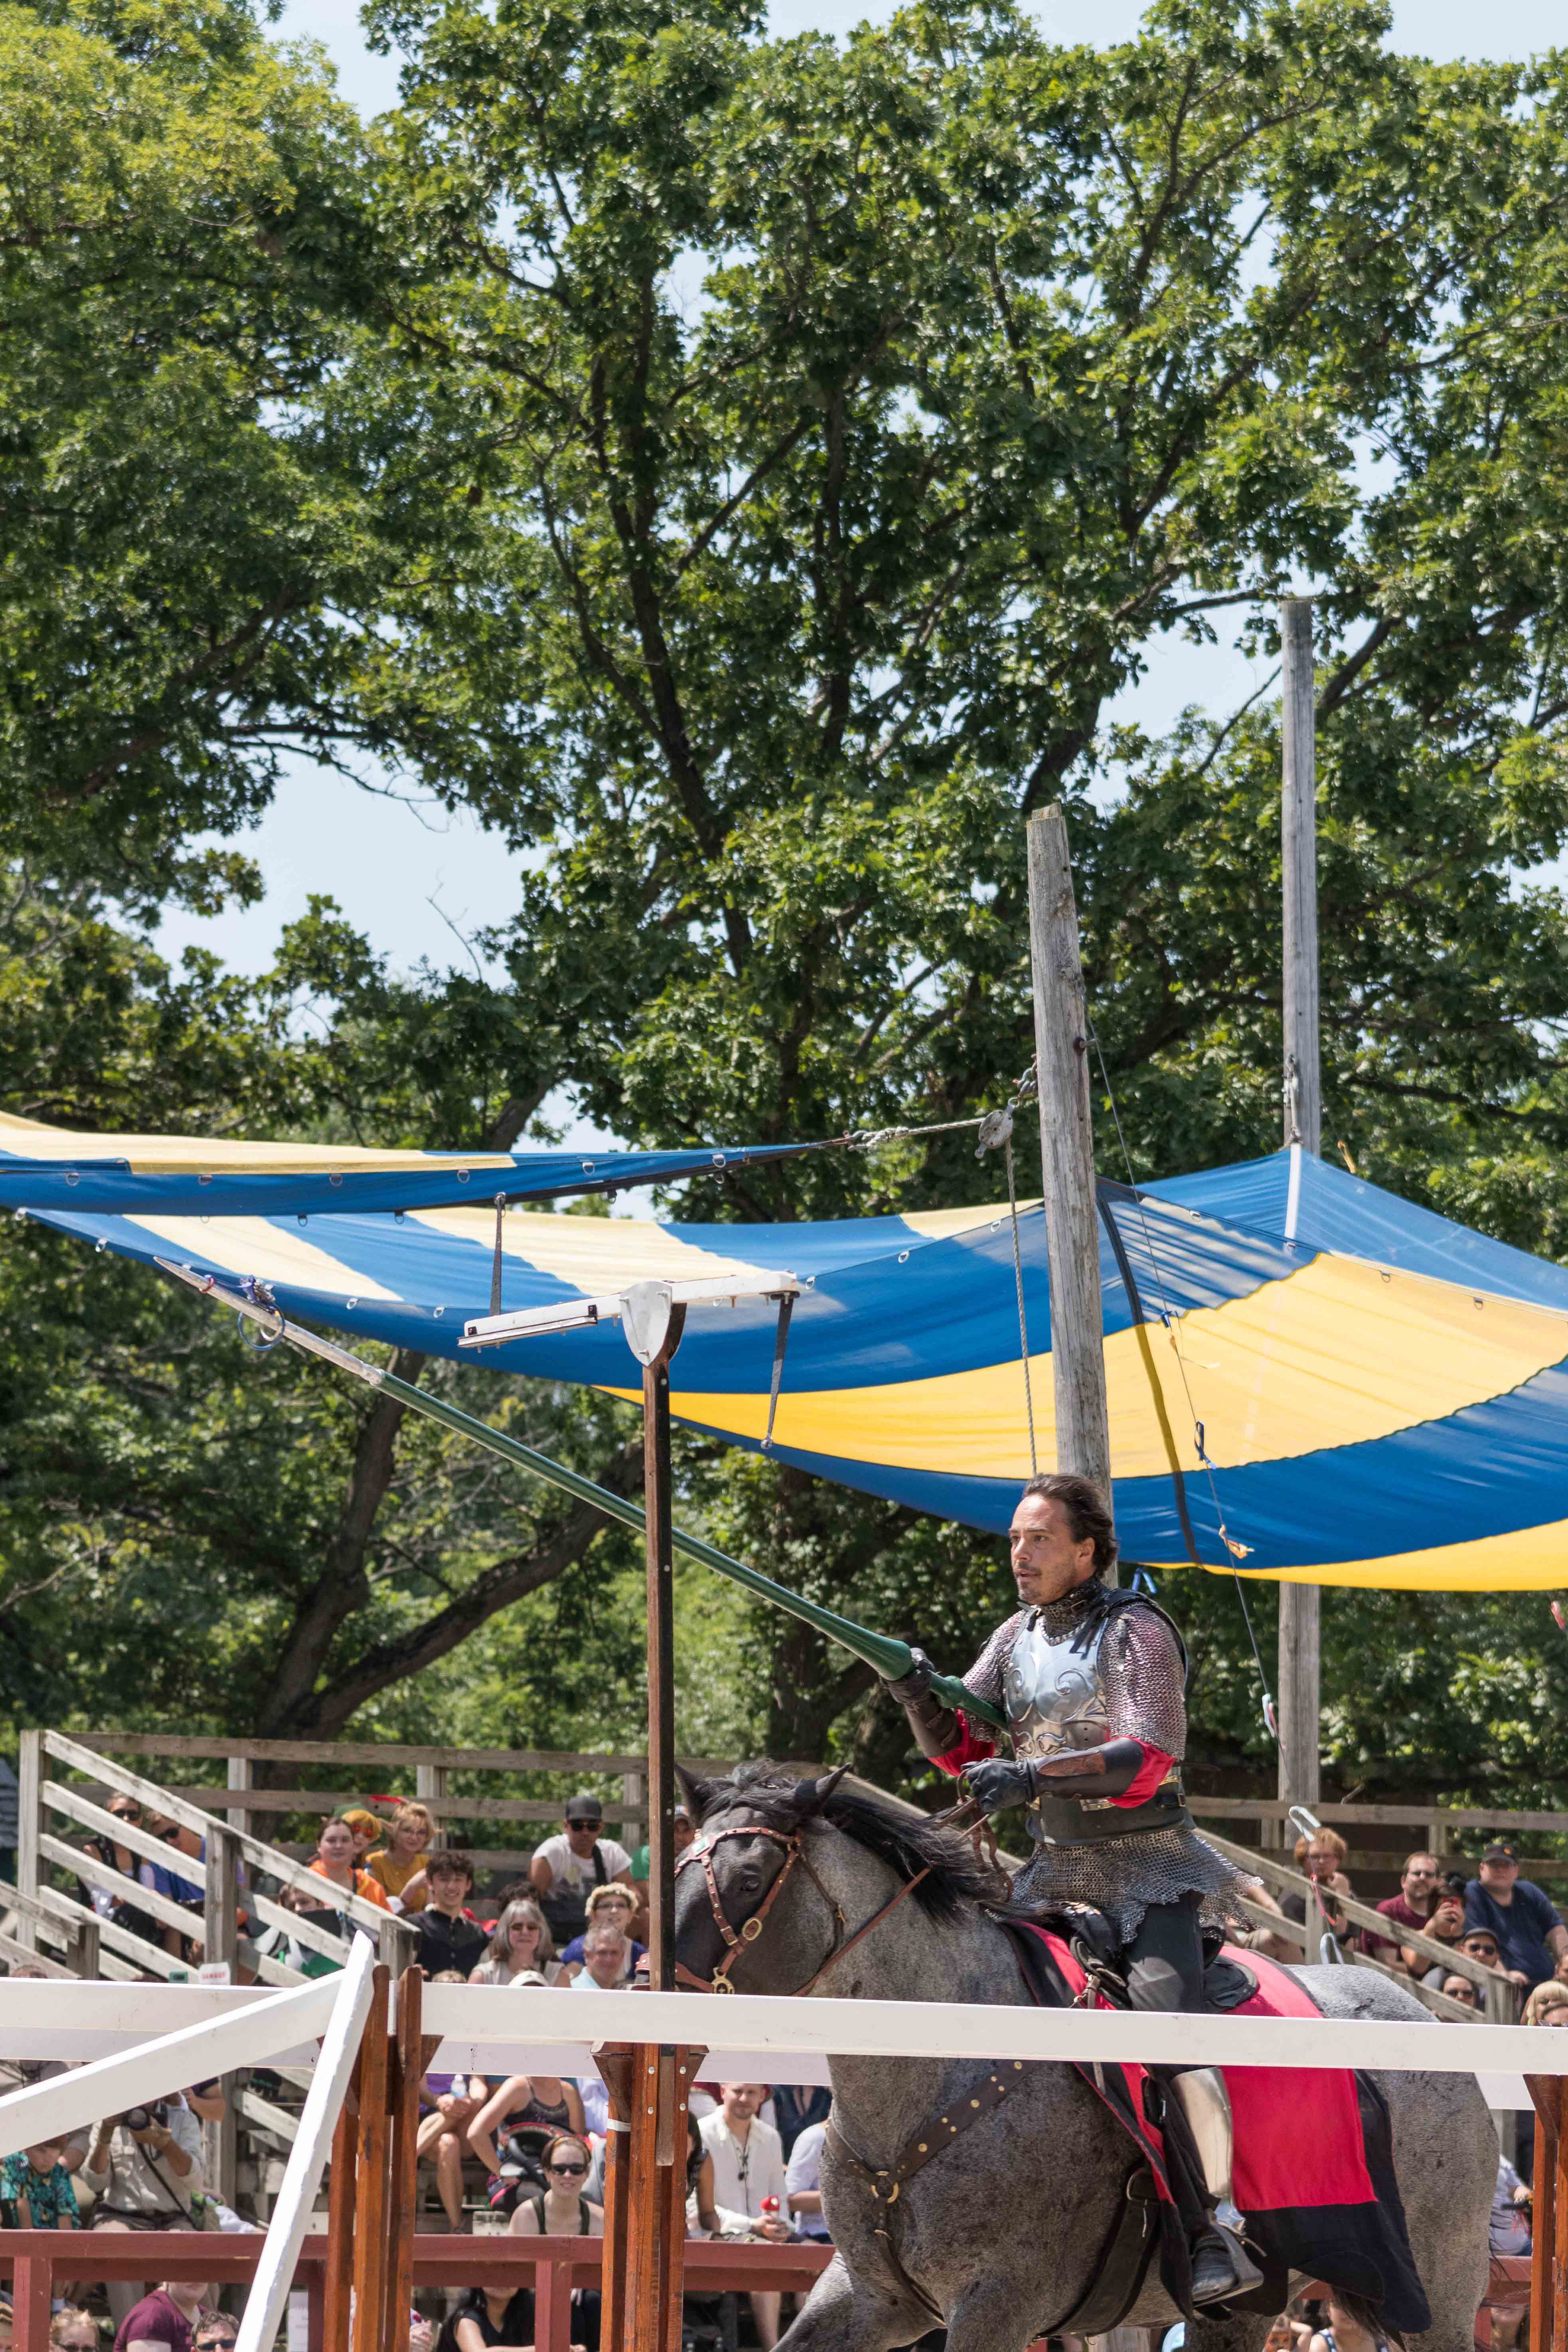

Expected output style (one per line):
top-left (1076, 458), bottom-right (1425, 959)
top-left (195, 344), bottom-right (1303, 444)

top-left (15, 1729), bottom-right (40, 1954)
top-left (1279, 596), bottom-right (1322, 1811)
top-left (203, 1822), bottom-right (240, 2202)
top-left (348, 1969), bottom-right (391, 2352)
top-left (638, 1303), bottom-right (685, 1995)
top-left (618, 1283), bottom-right (694, 2350)
top-left (226, 1754), bottom-right (254, 1842)
top-left (1026, 804), bottom-right (1114, 1529)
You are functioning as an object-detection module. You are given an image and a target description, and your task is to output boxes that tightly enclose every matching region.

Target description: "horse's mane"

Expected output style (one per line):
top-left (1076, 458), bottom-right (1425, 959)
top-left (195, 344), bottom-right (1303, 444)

top-left (682, 1762), bottom-right (996, 1925)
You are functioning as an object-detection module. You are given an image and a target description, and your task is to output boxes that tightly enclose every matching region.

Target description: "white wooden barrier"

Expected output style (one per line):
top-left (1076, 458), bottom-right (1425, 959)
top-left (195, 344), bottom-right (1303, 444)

top-left (234, 1937), bottom-right (375, 2352)
top-left (2, 1977), bottom-right (1562, 2127)
top-left (0, 1977), bottom-right (338, 2158)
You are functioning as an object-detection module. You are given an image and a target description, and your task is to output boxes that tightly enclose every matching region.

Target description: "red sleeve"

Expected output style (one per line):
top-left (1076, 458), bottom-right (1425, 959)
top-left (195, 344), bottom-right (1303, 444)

top-left (1108, 1742), bottom-right (1175, 1808)
top-left (930, 1710), bottom-right (995, 1779)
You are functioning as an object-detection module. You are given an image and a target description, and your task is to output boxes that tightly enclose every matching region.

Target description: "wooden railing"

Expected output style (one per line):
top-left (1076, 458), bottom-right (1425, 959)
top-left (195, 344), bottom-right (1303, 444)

top-left (58, 1731), bottom-right (1568, 1870)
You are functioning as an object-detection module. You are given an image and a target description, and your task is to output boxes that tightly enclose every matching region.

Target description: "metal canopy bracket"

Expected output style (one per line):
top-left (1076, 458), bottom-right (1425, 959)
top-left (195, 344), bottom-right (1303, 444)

top-left (622, 1281), bottom-right (680, 1368)
top-left (459, 1269), bottom-right (801, 1353)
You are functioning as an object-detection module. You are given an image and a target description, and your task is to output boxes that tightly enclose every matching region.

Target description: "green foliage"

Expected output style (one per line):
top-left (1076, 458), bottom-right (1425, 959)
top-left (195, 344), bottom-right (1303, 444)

top-left (10, 0), bottom-right (1568, 1805)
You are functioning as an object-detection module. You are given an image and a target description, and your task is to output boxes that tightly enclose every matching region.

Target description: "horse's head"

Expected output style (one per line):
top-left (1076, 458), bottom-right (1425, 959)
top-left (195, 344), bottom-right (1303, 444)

top-left (674, 1761), bottom-right (996, 1998)
top-left (673, 1763), bottom-right (851, 1997)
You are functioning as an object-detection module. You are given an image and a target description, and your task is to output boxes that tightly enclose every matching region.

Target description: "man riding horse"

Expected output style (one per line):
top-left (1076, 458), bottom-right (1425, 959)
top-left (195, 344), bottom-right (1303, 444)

top-left (882, 1469), bottom-right (1263, 2307)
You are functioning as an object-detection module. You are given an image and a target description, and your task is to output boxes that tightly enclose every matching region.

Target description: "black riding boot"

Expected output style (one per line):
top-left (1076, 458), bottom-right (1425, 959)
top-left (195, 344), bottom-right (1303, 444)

top-left (1125, 1898), bottom-right (1263, 2309)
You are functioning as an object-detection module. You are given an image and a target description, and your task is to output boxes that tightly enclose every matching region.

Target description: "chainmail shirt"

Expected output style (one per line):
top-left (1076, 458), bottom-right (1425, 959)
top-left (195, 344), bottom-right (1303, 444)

top-left (961, 1584), bottom-right (1258, 1940)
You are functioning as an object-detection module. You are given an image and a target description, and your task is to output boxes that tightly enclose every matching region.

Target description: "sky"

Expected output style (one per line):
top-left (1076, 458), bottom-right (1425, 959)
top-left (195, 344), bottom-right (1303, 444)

top-left (149, 0), bottom-right (1568, 1011)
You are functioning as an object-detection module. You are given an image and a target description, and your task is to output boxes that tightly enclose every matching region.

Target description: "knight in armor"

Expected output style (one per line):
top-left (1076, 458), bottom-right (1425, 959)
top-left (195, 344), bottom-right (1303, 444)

top-left (882, 1470), bottom-right (1264, 2308)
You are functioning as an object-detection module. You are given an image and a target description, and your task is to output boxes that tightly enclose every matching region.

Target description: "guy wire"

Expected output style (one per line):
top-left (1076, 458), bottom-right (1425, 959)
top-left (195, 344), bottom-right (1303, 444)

top-left (1003, 1132), bottom-right (1038, 1476)
top-left (1085, 1020), bottom-right (1278, 1743)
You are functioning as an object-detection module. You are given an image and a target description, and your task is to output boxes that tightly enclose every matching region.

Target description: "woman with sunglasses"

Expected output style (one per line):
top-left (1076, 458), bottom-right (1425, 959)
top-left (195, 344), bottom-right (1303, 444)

top-left (509, 2135), bottom-right (602, 2239)
top-left (510, 2138), bottom-right (601, 2352)
top-left (468, 1899), bottom-right (565, 1988)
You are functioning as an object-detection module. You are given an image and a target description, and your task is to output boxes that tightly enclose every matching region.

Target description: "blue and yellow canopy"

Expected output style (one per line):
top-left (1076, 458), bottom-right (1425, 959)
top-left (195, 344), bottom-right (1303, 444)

top-left (0, 1111), bottom-right (802, 1214)
top-left (12, 1112), bottom-right (1568, 1590)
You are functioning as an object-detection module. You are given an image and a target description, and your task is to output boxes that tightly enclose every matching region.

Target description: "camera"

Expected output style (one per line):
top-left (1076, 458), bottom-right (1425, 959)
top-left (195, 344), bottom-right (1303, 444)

top-left (122, 2102), bottom-right (169, 2133)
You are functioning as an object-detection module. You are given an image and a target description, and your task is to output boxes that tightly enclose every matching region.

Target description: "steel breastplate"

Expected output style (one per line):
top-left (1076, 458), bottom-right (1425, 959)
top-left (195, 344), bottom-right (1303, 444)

top-left (1003, 1606), bottom-right (1188, 1847)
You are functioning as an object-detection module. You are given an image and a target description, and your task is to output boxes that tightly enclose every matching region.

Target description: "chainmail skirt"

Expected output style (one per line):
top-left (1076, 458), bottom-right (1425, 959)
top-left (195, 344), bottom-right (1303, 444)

top-left (1011, 1824), bottom-right (1260, 1943)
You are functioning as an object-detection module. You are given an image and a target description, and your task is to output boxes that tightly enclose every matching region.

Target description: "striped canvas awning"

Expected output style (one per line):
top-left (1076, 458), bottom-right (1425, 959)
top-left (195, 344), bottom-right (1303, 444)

top-left (19, 1116), bottom-right (1568, 1589)
top-left (0, 1112), bottom-right (803, 1215)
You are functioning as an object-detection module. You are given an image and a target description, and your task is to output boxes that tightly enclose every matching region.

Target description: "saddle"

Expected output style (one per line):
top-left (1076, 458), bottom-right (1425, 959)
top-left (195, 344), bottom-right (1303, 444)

top-left (989, 1898), bottom-right (1258, 2012)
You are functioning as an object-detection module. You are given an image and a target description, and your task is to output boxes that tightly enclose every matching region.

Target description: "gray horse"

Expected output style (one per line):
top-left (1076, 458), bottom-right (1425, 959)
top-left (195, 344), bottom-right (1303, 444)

top-left (675, 1766), bottom-right (1496, 2352)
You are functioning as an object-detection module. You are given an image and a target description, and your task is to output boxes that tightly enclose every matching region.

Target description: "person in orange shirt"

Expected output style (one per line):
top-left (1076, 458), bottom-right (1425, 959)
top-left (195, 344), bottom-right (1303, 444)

top-left (308, 1819), bottom-right (389, 1908)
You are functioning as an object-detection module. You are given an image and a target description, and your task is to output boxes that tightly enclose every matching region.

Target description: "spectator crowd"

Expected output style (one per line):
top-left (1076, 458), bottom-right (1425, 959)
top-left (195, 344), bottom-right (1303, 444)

top-left (10, 1780), bottom-right (1568, 2351)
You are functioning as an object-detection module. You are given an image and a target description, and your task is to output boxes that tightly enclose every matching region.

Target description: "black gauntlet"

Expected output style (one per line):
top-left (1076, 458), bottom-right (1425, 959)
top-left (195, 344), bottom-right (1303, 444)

top-left (965, 1738), bottom-right (1147, 1817)
top-left (883, 1646), bottom-right (960, 1760)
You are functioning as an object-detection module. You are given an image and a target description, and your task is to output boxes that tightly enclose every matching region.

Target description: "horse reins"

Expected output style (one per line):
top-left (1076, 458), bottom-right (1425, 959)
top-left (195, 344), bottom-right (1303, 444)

top-left (673, 1820), bottom-right (930, 1997)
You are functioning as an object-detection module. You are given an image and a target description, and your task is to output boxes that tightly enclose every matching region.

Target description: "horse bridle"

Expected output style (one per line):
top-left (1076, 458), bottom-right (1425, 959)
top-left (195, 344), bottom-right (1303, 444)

top-left (673, 1819), bottom-right (929, 1997)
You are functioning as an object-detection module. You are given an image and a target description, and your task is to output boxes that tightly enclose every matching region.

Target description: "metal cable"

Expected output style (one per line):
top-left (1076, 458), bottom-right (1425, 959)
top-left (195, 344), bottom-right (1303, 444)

top-left (1003, 1134), bottom-right (1038, 1475)
top-left (1085, 1022), bottom-right (1278, 1743)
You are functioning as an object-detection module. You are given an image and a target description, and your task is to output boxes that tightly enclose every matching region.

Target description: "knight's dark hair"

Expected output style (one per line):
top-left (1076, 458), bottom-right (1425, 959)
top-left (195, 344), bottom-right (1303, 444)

top-left (1020, 1472), bottom-right (1118, 1573)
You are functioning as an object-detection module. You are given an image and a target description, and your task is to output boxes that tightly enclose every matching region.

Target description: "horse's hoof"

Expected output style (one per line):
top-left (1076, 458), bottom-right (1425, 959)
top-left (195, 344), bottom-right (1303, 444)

top-left (1190, 2226), bottom-right (1264, 2306)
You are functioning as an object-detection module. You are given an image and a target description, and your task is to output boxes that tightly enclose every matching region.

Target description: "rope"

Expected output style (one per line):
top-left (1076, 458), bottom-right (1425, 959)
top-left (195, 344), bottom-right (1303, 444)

top-left (1084, 1023), bottom-right (1278, 1744)
top-left (842, 1060), bottom-right (1038, 1154)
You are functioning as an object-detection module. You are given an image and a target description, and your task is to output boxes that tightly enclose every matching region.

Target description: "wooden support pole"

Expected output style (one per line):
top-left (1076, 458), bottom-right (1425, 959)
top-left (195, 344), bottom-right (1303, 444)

top-left (642, 1324), bottom-right (683, 1996)
top-left (13, 2251), bottom-right (51, 2352)
top-left (322, 2053), bottom-right (362, 2352)
top-left (227, 1754), bottom-right (254, 1843)
top-left (349, 1967), bottom-right (392, 2352)
top-left (1527, 2074), bottom-right (1558, 2352)
top-left (622, 2044), bottom-right (700, 2352)
top-left (595, 2046), bottom-right (635, 2352)
top-left (1025, 804), bottom-right (1113, 1520)
top-left (1555, 2073), bottom-right (1568, 2352)
top-left (415, 1764), bottom-right (447, 1848)
top-left (383, 1969), bottom-right (423, 2352)
top-left (16, 1730), bottom-right (40, 1954)
top-left (1281, 596), bottom-right (1321, 1159)
top-left (1279, 594), bottom-right (1322, 1811)
top-left (203, 1823), bottom-right (241, 2201)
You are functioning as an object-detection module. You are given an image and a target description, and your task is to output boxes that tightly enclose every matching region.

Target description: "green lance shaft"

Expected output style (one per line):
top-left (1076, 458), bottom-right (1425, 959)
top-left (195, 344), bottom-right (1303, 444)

top-left (155, 1258), bottom-right (1005, 1732)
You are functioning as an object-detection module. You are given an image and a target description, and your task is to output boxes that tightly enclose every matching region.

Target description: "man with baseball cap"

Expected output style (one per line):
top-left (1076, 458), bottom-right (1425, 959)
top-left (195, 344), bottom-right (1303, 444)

top-left (1464, 1840), bottom-right (1568, 1989)
top-left (529, 1791), bottom-right (634, 1945)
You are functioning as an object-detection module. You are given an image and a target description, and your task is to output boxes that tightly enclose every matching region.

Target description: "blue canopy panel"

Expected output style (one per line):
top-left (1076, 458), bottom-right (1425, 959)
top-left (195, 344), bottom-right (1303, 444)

top-left (0, 1112), bottom-right (805, 1216)
top-left (28, 1140), bottom-right (1568, 1590)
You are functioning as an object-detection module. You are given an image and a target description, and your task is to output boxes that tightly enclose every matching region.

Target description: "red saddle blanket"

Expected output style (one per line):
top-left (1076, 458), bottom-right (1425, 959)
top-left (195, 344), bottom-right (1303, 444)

top-left (1040, 1929), bottom-right (1376, 2211)
top-left (1019, 1925), bottom-right (1429, 2330)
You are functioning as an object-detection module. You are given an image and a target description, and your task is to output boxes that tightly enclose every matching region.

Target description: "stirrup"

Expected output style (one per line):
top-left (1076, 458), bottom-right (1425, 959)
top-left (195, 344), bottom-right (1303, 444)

top-left (1189, 2222), bottom-right (1264, 2307)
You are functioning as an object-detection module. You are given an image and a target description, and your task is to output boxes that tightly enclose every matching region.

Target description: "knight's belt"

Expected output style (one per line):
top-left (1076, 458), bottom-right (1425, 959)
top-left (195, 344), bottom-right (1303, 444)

top-left (1027, 1777), bottom-right (1190, 1847)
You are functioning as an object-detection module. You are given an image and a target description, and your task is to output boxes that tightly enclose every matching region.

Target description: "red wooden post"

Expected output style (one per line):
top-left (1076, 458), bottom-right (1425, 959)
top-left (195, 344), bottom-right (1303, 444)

top-left (324, 2049), bottom-right (364, 2352)
top-left (1555, 2076), bottom-right (1568, 2352)
top-left (622, 2044), bottom-right (699, 2352)
top-left (12, 2251), bottom-right (52, 2352)
top-left (350, 1966), bottom-right (393, 2352)
top-left (659, 2050), bottom-right (704, 2352)
top-left (594, 2045), bottom-right (635, 2352)
top-left (532, 2253), bottom-right (577, 2352)
top-left (383, 1967), bottom-right (424, 2352)
top-left (1527, 2076), bottom-right (1555, 2352)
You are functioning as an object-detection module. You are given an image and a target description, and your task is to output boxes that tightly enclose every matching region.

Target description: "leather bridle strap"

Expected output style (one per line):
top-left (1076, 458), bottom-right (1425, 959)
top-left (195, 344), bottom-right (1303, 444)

top-left (672, 1817), bottom-right (931, 1998)
top-left (793, 1863), bottom-right (930, 1996)
top-left (673, 1824), bottom-right (806, 1993)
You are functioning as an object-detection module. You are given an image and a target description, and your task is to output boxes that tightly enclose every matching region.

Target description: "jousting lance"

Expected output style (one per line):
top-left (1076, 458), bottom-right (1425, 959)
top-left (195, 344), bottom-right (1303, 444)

top-left (154, 1258), bottom-right (1006, 1732)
